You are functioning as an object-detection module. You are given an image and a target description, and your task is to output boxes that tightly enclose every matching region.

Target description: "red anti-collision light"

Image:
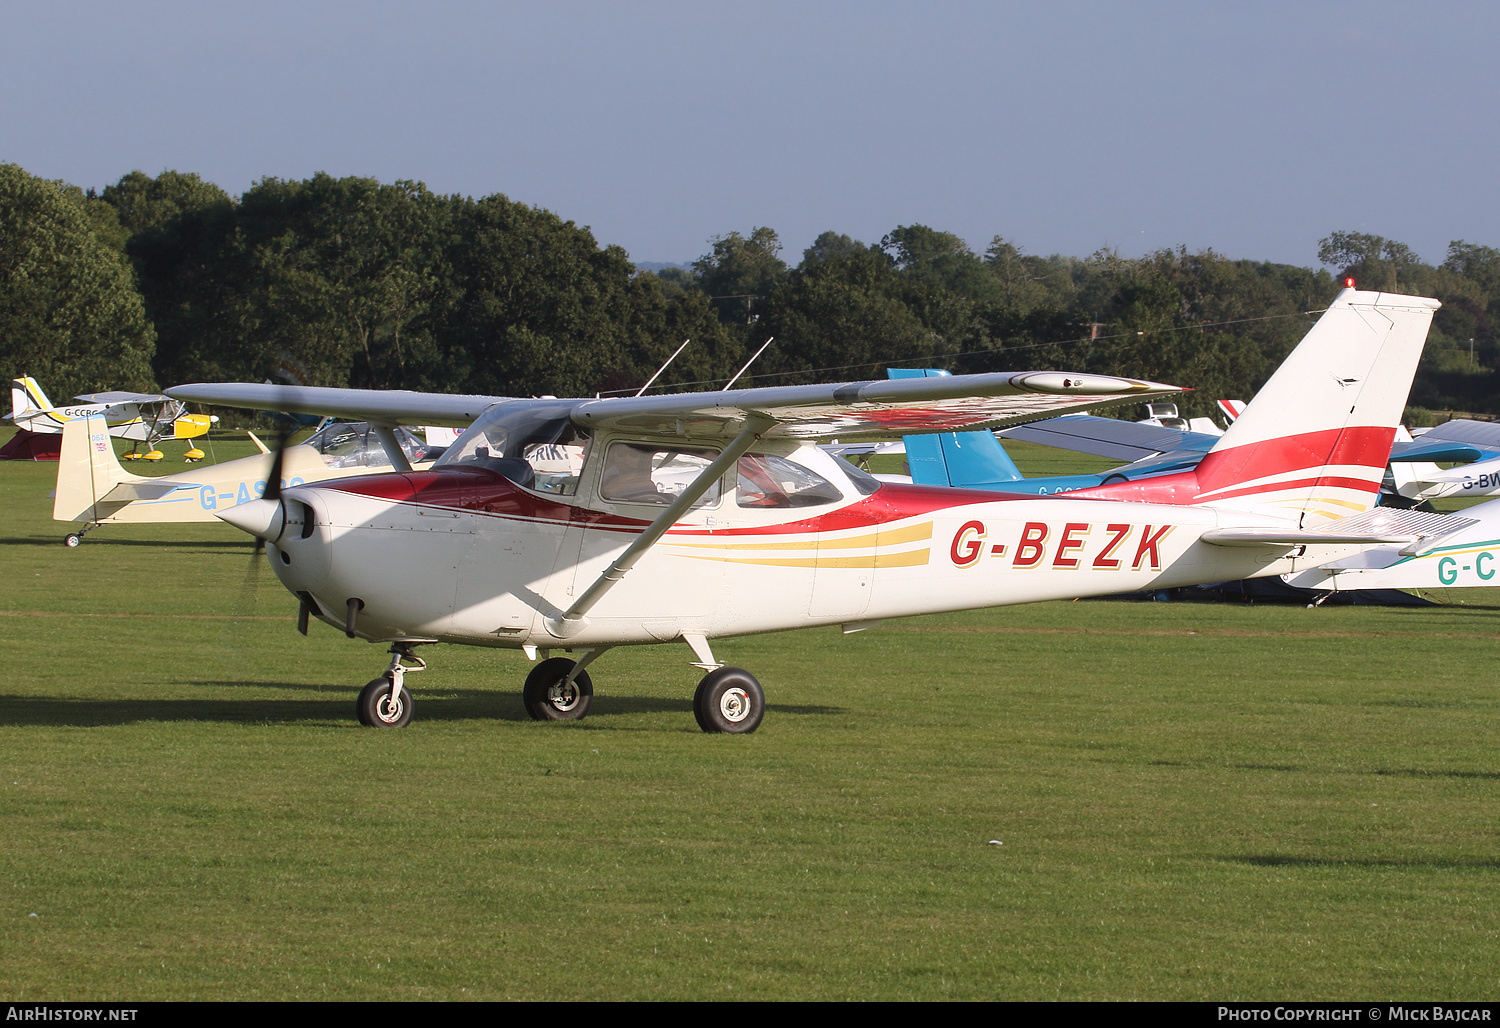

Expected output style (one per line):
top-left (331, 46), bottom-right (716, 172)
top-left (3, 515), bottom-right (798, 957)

top-left (1345, 276), bottom-right (1356, 288)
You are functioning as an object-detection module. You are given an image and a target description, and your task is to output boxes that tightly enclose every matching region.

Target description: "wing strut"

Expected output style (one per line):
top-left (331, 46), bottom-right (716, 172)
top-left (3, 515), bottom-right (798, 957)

top-left (546, 414), bottom-right (775, 639)
top-left (371, 424), bottom-right (413, 472)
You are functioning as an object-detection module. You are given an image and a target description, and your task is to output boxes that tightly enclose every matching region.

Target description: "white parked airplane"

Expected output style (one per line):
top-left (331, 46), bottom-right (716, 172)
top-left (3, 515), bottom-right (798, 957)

top-left (1385, 420), bottom-right (1500, 502)
top-left (169, 287), bottom-right (1442, 733)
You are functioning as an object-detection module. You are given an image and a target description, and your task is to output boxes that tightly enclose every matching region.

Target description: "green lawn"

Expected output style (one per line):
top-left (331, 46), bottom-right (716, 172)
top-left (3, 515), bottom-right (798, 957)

top-left (1, 430), bottom-right (1497, 999)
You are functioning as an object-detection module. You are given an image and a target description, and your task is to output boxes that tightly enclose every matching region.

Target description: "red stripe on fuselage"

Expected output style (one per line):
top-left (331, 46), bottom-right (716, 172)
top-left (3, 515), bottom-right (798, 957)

top-left (1068, 426), bottom-right (1392, 505)
top-left (309, 469), bottom-right (1045, 535)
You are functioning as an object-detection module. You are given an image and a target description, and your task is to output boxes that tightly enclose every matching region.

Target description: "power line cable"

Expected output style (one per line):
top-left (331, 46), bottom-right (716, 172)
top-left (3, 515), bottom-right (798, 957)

top-left (609, 308), bottom-right (1327, 396)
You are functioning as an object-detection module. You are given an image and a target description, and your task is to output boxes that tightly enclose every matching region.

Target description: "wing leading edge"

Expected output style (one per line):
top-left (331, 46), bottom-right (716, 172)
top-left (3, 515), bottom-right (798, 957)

top-left (164, 384), bottom-right (512, 428)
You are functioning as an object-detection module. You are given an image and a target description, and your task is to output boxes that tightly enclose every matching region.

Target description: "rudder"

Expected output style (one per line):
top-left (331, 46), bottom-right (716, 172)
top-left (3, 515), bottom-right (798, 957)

top-left (1189, 288), bottom-right (1439, 523)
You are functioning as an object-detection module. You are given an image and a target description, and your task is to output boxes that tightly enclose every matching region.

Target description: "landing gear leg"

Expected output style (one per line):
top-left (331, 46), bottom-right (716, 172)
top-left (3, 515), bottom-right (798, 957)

top-left (64, 523), bottom-right (99, 548)
top-left (356, 643), bottom-right (427, 728)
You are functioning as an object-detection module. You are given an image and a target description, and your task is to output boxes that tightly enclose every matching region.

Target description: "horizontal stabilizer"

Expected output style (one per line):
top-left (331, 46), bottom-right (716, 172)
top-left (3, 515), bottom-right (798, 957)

top-left (1201, 528), bottom-right (1419, 547)
top-left (1202, 508), bottom-right (1477, 551)
top-left (100, 481), bottom-right (186, 503)
top-left (997, 414), bottom-right (1218, 462)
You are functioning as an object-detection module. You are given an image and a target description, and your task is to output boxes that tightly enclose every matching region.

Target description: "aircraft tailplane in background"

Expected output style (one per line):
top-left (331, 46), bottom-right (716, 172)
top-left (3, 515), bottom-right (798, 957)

top-left (885, 368), bottom-right (1023, 487)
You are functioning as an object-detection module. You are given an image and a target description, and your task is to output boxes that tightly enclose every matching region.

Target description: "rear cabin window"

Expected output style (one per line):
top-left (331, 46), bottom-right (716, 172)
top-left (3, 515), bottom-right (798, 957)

top-left (600, 444), bottom-right (722, 507)
top-left (736, 454), bottom-right (844, 508)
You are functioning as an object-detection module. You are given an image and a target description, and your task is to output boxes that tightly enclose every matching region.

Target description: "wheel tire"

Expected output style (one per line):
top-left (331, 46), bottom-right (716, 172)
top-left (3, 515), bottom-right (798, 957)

top-left (357, 675), bottom-right (413, 728)
top-left (523, 657), bottom-right (593, 721)
top-left (64, 534), bottom-right (81, 548)
top-left (693, 667), bottom-right (764, 734)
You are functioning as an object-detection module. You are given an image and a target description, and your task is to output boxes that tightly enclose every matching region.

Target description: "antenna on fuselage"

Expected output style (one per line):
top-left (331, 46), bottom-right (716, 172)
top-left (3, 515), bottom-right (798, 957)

top-left (724, 337), bottom-right (775, 390)
top-left (634, 338), bottom-right (692, 397)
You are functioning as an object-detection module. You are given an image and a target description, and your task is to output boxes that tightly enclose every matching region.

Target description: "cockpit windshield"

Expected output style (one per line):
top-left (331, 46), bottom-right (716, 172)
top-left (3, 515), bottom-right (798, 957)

top-left (303, 421), bottom-right (432, 470)
top-left (433, 402), bottom-right (591, 495)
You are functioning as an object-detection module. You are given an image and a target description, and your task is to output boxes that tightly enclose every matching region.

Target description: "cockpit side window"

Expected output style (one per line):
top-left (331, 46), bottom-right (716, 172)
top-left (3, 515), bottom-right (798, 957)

top-left (600, 443), bottom-right (722, 507)
top-left (736, 454), bottom-right (845, 508)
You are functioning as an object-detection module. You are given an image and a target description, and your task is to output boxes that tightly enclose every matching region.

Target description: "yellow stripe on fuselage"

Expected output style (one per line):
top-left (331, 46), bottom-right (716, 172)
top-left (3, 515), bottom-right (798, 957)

top-left (665, 520), bottom-right (932, 552)
top-left (670, 548), bottom-right (931, 569)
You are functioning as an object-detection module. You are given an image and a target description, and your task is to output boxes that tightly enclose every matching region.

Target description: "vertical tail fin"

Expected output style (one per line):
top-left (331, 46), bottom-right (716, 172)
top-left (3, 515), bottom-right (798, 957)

top-left (889, 368), bottom-right (1023, 486)
top-left (11, 376), bottom-right (50, 420)
top-left (54, 413), bottom-right (143, 523)
top-left (1190, 288), bottom-right (1439, 523)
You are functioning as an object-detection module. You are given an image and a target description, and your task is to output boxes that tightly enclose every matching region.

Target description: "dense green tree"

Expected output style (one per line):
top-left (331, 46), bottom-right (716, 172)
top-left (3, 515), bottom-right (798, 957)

top-left (11, 156), bottom-right (1499, 421)
top-left (757, 244), bottom-right (931, 383)
top-left (1318, 230), bottom-right (1423, 293)
top-left (693, 227), bottom-right (788, 326)
top-left (802, 231), bottom-right (863, 266)
top-left (0, 164), bottom-right (156, 399)
top-left (99, 170), bottom-right (237, 386)
top-left (445, 193), bottom-right (641, 397)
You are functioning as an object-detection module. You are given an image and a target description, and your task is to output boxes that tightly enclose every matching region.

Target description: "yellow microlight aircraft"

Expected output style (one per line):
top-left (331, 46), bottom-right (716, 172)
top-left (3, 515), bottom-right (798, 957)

top-left (8, 376), bottom-right (215, 461)
top-left (53, 416), bottom-right (446, 546)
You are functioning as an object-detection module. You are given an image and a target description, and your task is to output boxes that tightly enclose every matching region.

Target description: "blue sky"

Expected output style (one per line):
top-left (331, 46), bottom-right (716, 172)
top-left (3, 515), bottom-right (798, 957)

top-left (3, 1), bottom-right (1496, 268)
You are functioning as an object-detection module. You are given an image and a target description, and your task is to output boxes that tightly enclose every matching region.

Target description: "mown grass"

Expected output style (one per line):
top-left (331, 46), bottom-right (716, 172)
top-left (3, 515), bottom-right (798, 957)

top-left (0, 431), bottom-right (1497, 1000)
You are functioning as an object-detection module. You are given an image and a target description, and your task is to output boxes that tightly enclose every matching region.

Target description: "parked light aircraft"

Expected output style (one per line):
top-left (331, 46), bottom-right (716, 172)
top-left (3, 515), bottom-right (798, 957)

top-left (6, 376), bottom-right (215, 461)
top-left (168, 287), bottom-right (1443, 733)
top-left (54, 417), bottom-right (444, 546)
top-left (1384, 420), bottom-right (1500, 502)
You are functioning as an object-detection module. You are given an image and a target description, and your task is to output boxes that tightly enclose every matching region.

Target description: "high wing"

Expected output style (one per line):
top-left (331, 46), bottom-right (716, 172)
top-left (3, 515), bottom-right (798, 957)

top-left (169, 372), bottom-right (1180, 443)
top-left (995, 413), bottom-right (1221, 462)
top-left (1412, 418), bottom-right (1500, 449)
top-left (1387, 438), bottom-right (1490, 463)
top-left (164, 385), bottom-right (512, 428)
top-left (72, 391), bottom-right (172, 404)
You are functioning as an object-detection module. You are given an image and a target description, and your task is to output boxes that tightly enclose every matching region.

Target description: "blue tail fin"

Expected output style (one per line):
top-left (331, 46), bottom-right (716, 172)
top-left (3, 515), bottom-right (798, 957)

top-left (888, 368), bottom-right (1024, 486)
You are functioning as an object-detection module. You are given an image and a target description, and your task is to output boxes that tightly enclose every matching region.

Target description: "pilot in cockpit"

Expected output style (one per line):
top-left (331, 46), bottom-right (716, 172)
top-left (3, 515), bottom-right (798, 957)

top-left (601, 444), bottom-right (668, 504)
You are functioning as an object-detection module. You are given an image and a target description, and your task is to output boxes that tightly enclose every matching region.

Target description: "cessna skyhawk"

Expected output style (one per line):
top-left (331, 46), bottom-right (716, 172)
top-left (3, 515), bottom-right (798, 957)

top-left (167, 287), bottom-right (1443, 733)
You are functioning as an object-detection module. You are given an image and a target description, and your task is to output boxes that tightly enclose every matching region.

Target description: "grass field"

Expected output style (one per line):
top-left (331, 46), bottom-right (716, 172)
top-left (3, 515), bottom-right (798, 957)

top-left (1, 431), bottom-right (1498, 1000)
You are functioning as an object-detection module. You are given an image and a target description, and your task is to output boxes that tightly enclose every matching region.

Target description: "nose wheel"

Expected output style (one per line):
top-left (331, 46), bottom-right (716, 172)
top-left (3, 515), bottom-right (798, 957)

top-left (357, 675), bottom-right (412, 727)
top-left (356, 644), bottom-right (426, 727)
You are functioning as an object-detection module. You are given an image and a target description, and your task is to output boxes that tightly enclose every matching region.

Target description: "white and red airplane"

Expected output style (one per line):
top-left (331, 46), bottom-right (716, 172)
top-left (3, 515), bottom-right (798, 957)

top-left (166, 287), bottom-right (1442, 732)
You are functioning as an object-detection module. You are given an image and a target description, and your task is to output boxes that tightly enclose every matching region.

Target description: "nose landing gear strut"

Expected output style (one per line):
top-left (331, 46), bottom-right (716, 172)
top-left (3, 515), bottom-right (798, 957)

top-left (356, 643), bottom-right (428, 727)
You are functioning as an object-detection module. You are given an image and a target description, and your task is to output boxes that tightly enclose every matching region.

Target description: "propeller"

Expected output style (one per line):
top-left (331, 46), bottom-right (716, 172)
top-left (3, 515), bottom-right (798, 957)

top-left (220, 356), bottom-right (309, 632)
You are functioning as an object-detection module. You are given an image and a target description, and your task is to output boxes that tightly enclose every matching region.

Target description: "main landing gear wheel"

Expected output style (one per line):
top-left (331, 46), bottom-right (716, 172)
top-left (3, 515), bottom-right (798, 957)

top-left (524, 657), bottom-right (594, 721)
top-left (357, 675), bottom-right (413, 728)
top-left (64, 534), bottom-right (81, 548)
top-left (693, 667), bottom-right (765, 734)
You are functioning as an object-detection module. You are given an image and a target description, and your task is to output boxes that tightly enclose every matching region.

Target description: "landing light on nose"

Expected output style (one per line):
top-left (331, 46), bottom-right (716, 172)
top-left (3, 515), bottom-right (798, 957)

top-left (217, 498), bottom-right (285, 541)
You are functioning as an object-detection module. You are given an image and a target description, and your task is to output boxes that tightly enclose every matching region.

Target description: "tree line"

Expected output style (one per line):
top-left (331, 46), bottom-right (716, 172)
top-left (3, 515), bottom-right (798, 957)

top-left (2, 162), bottom-right (1495, 418)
